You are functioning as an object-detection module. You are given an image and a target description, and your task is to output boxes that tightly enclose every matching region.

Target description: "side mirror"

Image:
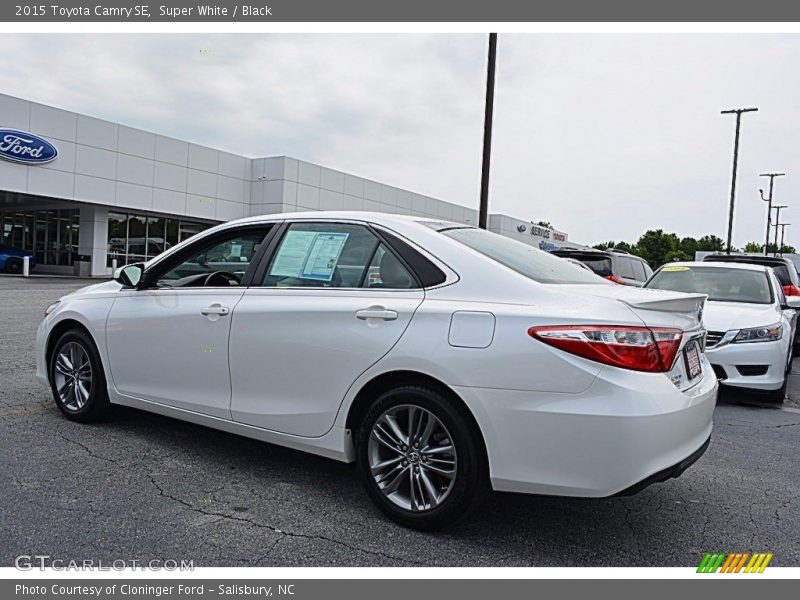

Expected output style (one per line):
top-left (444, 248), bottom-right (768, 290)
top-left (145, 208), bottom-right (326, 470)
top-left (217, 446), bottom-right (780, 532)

top-left (785, 296), bottom-right (800, 309)
top-left (115, 263), bottom-right (144, 288)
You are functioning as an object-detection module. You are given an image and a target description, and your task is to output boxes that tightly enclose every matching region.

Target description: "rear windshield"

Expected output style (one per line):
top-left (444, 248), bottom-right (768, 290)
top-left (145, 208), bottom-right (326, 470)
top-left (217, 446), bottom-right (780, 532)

top-left (704, 256), bottom-right (791, 285)
top-left (439, 227), bottom-right (604, 284)
top-left (646, 265), bottom-right (773, 304)
top-left (556, 253), bottom-right (612, 277)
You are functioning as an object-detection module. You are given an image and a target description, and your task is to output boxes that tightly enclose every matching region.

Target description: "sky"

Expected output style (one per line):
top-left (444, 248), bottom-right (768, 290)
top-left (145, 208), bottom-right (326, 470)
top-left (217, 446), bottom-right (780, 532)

top-left (1, 33), bottom-right (799, 248)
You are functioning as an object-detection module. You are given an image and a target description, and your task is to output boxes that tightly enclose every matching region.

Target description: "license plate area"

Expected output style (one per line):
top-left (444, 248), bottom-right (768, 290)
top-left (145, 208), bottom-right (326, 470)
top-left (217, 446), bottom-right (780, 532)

top-left (684, 340), bottom-right (702, 380)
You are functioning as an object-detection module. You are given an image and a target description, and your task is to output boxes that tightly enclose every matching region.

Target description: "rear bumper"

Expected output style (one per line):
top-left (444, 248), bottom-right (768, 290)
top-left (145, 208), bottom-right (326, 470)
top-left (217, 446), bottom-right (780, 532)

top-left (454, 358), bottom-right (717, 497)
top-left (706, 338), bottom-right (789, 391)
top-left (614, 434), bottom-right (710, 496)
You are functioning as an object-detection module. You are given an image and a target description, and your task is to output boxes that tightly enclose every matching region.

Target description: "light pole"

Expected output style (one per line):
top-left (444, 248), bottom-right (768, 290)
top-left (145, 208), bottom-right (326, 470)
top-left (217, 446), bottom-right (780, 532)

top-left (779, 223), bottom-right (791, 253)
top-left (478, 33), bottom-right (497, 230)
top-left (759, 172), bottom-right (785, 255)
top-left (773, 204), bottom-right (788, 254)
top-left (721, 107), bottom-right (758, 253)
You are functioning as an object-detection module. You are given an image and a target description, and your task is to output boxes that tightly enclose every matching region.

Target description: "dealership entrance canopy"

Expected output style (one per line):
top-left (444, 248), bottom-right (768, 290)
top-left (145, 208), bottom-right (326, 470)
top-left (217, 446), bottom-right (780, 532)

top-left (0, 92), bottom-right (579, 276)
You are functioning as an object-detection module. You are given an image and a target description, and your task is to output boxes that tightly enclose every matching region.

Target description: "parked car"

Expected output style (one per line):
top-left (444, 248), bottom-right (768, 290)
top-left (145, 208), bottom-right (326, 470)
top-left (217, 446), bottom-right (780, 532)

top-left (551, 248), bottom-right (653, 286)
top-left (37, 212), bottom-right (716, 529)
top-left (702, 253), bottom-right (800, 353)
top-left (702, 253), bottom-right (800, 296)
top-left (0, 244), bottom-right (36, 274)
top-left (645, 261), bottom-right (798, 402)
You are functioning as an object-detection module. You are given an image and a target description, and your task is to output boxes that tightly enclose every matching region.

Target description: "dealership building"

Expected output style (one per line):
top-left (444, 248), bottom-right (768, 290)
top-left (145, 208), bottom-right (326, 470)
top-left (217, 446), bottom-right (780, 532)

top-left (0, 92), bottom-right (578, 277)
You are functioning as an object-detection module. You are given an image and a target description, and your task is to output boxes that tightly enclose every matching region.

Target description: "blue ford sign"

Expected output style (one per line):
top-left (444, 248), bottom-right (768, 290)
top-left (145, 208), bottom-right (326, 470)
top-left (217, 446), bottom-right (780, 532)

top-left (0, 129), bottom-right (58, 165)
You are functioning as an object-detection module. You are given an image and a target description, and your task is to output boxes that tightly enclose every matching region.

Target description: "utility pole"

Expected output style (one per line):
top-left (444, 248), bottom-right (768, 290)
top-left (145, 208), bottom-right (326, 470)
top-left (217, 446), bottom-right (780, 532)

top-left (478, 33), bottom-right (497, 230)
top-left (779, 223), bottom-right (790, 253)
top-left (721, 107), bottom-right (758, 253)
top-left (773, 204), bottom-right (788, 254)
top-left (759, 172), bottom-right (786, 255)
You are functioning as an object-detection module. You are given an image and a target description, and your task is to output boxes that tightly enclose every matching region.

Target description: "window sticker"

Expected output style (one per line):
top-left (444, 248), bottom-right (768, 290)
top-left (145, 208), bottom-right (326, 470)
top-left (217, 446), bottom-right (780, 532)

top-left (662, 265), bottom-right (690, 272)
top-left (270, 230), bottom-right (350, 282)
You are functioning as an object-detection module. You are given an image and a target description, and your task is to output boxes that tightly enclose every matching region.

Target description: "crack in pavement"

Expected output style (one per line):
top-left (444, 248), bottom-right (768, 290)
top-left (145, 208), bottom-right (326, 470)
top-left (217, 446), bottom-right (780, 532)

top-left (145, 471), bottom-right (425, 566)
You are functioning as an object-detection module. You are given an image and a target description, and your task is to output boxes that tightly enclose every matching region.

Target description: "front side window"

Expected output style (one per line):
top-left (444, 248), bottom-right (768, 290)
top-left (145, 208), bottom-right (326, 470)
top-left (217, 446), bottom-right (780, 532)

top-left (262, 222), bottom-right (416, 289)
top-left (156, 227), bottom-right (269, 288)
top-left (646, 266), bottom-right (773, 304)
top-left (440, 227), bottom-right (603, 284)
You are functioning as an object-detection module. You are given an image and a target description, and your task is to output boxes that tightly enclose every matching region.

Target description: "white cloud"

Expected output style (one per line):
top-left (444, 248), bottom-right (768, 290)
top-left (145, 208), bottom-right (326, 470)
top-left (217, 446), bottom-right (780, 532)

top-left (1, 33), bottom-right (799, 248)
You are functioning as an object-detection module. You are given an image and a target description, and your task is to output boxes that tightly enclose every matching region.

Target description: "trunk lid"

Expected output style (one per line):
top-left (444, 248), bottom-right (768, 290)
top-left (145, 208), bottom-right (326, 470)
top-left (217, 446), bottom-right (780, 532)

top-left (555, 284), bottom-right (706, 331)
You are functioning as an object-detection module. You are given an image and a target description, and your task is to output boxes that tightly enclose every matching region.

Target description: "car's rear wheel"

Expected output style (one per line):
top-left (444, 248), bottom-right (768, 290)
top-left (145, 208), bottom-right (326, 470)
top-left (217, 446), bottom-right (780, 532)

top-left (49, 329), bottom-right (110, 422)
top-left (4, 257), bottom-right (22, 274)
top-left (355, 384), bottom-right (488, 530)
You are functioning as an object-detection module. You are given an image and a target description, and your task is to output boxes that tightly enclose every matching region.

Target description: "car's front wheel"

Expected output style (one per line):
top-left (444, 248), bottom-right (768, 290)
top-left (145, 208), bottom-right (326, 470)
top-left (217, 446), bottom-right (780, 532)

top-left (49, 329), bottom-right (110, 422)
top-left (356, 385), bottom-right (488, 530)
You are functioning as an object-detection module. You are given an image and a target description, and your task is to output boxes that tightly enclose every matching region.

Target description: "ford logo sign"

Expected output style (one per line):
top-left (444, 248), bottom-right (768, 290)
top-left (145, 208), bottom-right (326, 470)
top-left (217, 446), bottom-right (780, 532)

top-left (0, 129), bottom-right (58, 165)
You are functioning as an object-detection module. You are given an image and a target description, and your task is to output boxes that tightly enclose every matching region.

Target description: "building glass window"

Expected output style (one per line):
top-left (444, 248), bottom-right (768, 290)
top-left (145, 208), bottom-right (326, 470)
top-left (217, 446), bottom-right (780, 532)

top-left (0, 208), bottom-right (80, 267)
top-left (106, 210), bottom-right (211, 267)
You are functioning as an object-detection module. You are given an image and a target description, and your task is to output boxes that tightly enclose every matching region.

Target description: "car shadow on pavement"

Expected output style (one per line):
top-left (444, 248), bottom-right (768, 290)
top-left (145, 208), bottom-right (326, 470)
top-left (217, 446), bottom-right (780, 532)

top-left (86, 403), bottom-right (723, 566)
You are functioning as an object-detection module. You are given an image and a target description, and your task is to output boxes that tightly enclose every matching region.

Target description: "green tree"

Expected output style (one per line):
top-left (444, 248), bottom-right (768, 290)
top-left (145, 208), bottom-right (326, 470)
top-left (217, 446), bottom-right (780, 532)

top-left (743, 241), bottom-right (763, 253)
top-left (679, 237), bottom-right (698, 259)
top-left (593, 241), bottom-right (615, 251)
top-left (696, 234), bottom-right (725, 252)
top-left (635, 229), bottom-right (681, 268)
top-left (763, 243), bottom-right (797, 254)
top-left (664, 250), bottom-right (692, 263)
top-left (612, 241), bottom-right (636, 254)
top-left (593, 240), bottom-right (637, 253)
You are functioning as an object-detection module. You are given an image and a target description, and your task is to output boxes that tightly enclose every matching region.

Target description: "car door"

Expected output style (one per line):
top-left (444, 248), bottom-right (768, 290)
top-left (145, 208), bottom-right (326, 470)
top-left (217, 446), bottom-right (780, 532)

top-left (105, 224), bottom-right (273, 419)
top-left (229, 221), bottom-right (424, 437)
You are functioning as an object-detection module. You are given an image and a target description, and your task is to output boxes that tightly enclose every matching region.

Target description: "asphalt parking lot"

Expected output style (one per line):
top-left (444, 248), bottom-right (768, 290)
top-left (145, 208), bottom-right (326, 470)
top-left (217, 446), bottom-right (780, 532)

top-left (1, 276), bottom-right (799, 567)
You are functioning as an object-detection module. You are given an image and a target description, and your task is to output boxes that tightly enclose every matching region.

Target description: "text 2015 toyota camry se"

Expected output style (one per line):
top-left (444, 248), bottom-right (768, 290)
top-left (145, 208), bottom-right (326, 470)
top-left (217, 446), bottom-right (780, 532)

top-left (36, 212), bottom-right (717, 529)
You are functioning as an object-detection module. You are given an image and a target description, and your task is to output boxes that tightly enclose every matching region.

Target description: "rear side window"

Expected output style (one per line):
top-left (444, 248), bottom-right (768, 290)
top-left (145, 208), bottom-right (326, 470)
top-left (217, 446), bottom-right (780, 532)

top-left (261, 222), bottom-right (418, 289)
top-left (441, 227), bottom-right (603, 284)
top-left (631, 259), bottom-right (647, 281)
top-left (771, 265), bottom-right (791, 286)
top-left (617, 256), bottom-right (634, 279)
top-left (364, 244), bottom-right (417, 289)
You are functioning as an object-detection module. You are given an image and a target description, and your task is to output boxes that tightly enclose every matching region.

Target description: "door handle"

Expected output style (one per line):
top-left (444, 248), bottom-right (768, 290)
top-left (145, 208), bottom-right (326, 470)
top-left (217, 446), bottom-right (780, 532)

top-left (200, 305), bottom-right (230, 316)
top-left (356, 307), bottom-right (398, 321)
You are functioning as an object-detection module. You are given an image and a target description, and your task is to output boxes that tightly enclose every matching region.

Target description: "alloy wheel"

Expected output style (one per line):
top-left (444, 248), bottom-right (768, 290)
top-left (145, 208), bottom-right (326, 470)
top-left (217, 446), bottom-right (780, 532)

top-left (53, 342), bottom-right (93, 411)
top-left (367, 404), bottom-right (458, 512)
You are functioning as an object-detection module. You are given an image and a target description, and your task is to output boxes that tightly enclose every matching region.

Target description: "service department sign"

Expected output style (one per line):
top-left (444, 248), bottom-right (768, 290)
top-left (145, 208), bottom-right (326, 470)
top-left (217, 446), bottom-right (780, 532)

top-left (0, 128), bottom-right (58, 165)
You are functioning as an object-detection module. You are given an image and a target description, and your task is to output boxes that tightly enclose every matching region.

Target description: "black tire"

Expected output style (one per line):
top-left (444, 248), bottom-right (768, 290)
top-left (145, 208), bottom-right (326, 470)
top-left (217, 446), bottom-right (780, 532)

top-left (355, 384), bottom-right (489, 530)
top-left (49, 329), bottom-right (111, 422)
top-left (5, 257), bottom-right (22, 274)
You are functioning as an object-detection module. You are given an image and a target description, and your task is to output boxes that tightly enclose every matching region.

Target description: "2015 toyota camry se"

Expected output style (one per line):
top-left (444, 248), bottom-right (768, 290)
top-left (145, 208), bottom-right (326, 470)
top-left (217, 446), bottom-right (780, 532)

top-left (36, 212), bottom-right (717, 529)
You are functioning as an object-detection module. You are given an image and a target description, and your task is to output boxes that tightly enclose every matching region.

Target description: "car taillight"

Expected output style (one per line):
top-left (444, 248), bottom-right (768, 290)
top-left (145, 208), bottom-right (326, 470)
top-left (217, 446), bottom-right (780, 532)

top-left (604, 274), bottom-right (625, 284)
top-left (528, 325), bottom-right (683, 373)
top-left (782, 284), bottom-right (800, 297)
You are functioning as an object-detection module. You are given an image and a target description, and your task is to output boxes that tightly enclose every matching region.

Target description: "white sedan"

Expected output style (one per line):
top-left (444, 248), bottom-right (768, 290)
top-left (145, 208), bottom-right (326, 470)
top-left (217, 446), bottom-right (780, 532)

top-left (37, 212), bottom-right (717, 529)
top-left (645, 261), bottom-right (799, 402)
